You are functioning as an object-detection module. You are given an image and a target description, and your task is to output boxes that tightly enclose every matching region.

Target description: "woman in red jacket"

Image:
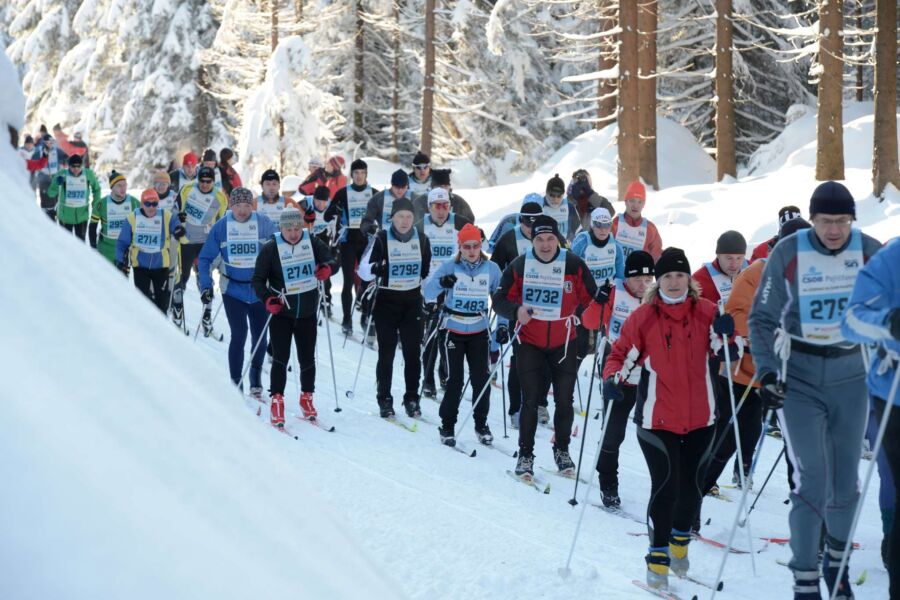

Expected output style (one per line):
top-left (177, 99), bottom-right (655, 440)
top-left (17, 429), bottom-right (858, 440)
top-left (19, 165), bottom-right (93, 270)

top-left (602, 247), bottom-right (735, 591)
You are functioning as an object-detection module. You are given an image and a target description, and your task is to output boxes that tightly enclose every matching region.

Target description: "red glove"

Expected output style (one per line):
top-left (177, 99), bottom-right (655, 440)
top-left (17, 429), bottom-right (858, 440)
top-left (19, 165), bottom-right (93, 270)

top-left (304, 209), bottom-right (316, 225)
top-left (265, 295), bottom-right (283, 315)
top-left (581, 301), bottom-right (603, 331)
top-left (315, 264), bottom-right (332, 281)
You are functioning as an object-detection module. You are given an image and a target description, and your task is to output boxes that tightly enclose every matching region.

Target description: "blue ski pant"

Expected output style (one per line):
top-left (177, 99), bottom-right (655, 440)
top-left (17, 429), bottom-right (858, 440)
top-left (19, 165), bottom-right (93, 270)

top-left (223, 293), bottom-right (268, 390)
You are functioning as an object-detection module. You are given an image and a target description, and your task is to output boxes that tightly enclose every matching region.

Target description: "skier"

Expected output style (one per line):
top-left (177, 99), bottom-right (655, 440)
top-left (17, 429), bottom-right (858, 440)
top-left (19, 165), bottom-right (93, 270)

top-left (492, 215), bottom-right (601, 478)
top-left (172, 165), bottom-right (228, 331)
top-left (199, 187), bottom-right (277, 400)
top-left (251, 206), bottom-right (336, 427)
top-left (89, 170), bottom-right (139, 264)
top-left (115, 188), bottom-right (187, 312)
top-left (611, 180), bottom-right (663, 260)
top-left (407, 151), bottom-right (432, 197)
top-left (570, 207), bottom-right (625, 286)
top-left (358, 196), bottom-right (432, 419)
top-left (168, 151), bottom-right (198, 196)
top-left (486, 193), bottom-right (544, 253)
top-left (152, 170), bottom-right (178, 212)
top-left (47, 153), bottom-right (101, 241)
top-left (750, 205), bottom-right (803, 263)
top-left (603, 247), bottom-right (735, 590)
top-left (360, 169), bottom-right (411, 236)
top-left (298, 185), bottom-right (338, 316)
top-left (424, 223), bottom-right (501, 445)
top-left (566, 168), bottom-right (615, 229)
top-left (201, 148), bottom-right (223, 192)
top-left (594, 250), bottom-right (655, 508)
top-left (692, 230), bottom-right (748, 305)
top-left (323, 155), bottom-right (346, 199)
top-left (298, 156), bottom-right (327, 196)
top-left (749, 181), bottom-right (882, 600)
top-left (411, 168), bottom-right (475, 225)
top-left (420, 187), bottom-right (472, 398)
top-left (841, 237), bottom-right (900, 598)
top-left (218, 148), bottom-right (242, 196)
top-left (35, 134), bottom-right (67, 219)
top-left (256, 169), bottom-right (294, 223)
top-left (542, 174), bottom-right (582, 242)
top-left (330, 158), bottom-right (377, 336)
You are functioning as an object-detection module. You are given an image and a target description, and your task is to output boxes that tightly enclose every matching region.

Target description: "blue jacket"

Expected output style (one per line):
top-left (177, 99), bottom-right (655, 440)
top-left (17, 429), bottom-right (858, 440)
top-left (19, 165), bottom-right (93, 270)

top-left (116, 209), bottom-right (183, 269)
top-left (198, 211), bottom-right (277, 304)
top-left (424, 258), bottom-right (501, 334)
top-left (487, 213), bottom-right (517, 253)
top-left (570, 230), bottom-right (625, 285)
top-left (841, 237), bottom-right (900, 403)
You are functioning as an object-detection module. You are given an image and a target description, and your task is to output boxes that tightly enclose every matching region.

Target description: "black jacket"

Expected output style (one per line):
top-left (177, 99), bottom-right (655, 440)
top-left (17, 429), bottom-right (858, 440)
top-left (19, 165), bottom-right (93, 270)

top-left (367, 227), bottom-right (432, 305)
top-left (252, 232), bottom-right (337, 319)
top-left (411, 191), bottom-right (475, 225)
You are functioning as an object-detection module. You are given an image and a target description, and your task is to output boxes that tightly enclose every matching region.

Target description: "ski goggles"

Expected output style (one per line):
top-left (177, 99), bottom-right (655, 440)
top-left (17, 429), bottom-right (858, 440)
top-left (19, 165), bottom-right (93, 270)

top-left (142, 200), bottom-right (159, 207)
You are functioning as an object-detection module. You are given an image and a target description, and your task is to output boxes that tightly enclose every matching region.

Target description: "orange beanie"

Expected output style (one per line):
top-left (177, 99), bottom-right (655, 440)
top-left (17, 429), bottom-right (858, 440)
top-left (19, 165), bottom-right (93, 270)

top-left (625, 180), bottom-right (646, 201)
top-left (458, 223), bottom-right (482, 245)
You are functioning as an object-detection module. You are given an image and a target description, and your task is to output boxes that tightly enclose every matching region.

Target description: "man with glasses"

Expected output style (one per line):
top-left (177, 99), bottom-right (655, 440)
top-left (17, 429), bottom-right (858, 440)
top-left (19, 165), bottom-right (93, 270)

top-left (89, 170), bottom-right (140, 264)
top-left (47, 153), bottom-right (101, 241)
top-left (173, 166), bottom-right (228, 331)
top-left (169, 151), bottom-right (198, 196)
top-left (408, 151), bottom-right (432, 197)
top-left (612, 180), bottom-right (663, 261)
top-left (750, 181), bottom-right (882, 600)
top-left (542, 174), bottom-right (581, 243)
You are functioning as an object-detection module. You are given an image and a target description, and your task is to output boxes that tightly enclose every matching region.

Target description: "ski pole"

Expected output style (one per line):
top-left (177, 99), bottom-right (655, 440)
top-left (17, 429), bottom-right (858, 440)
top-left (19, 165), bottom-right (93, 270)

top-left (448, 308), bottom-right (493, 402)
top-left (237, 289), bottom-right (286, 391)
top-left (500, 341), bottom-right (509, 439)
top-left (417, 310), bottom-right (443, 397)
top-left (739, 445), bottom-right (785, 528)
top-left (345, 279), bottom-right (380, 399)
top-left (318, 280), bottom-right (342, 412)
top-left (707, 374), bottom-right (758, 463)
top-left (193, 297), bottom-right (223, 342)
top-left (829, 364), bottom-right (900, 600)
top-left (343, 280), bottom-right (375, 348)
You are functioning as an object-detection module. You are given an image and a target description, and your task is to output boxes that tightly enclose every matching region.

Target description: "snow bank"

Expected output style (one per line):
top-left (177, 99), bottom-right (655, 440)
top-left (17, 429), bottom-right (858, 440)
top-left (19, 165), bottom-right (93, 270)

top-left (0, 156), bottom-right (401, 598)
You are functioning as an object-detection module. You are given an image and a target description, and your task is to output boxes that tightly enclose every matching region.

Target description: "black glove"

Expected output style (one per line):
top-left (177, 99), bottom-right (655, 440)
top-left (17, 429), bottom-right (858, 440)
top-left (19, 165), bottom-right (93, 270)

top-left (177, 211), bottom-right (188, 223)
top-left (201, 288), bottom-right (214, 305)
top-left (42, 145), bottom-right (50, 157)
top-left (759, 372), bottom-right (786, 410)
top-left (45, 208), bottom-right (57, 220)
top-left (55, 175), bottom-right (65, 185)
top-left (173, 224), bottom-right (186, 239)
top-left (439, 274), bottom-right (457, 289)
top-left (602, 377), bottom-right (625, 402)
top-left (304, 209), bottom-right (316, 225)
top-left (115, 261), bottom-right (129, 275)
top-left (495, 325), bottom-right (510, 345)
top-left (595, 280), bottom-right (613, 305)
top-left (369, 262), bottom-right (384, 278)
top-left (890, 308), bottom-right (900, 341)
top-left (713, 313), bottom-right (735, 336)
top-left (424, 302), bottom-right (439, 316)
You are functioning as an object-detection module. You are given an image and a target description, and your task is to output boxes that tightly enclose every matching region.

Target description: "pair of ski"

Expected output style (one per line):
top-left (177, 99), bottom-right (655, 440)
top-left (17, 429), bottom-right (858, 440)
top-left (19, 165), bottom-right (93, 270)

top-left (505, 470), bottom-right (551, 493)
top-left (632, 575), bottom-right (717, 600)
top-left (627, 531), bottom-right (752, 555)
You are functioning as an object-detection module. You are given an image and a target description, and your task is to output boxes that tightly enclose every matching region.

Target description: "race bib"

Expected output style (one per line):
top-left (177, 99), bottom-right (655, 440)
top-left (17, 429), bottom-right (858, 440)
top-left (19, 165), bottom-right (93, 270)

top-left (515, 227), bottom-right (532, 255)
top-left (133, 213), bottom-right (163, 253)
top-left (425, 215), bottom-right (457, 271)
top-left (346, 186), bottom-right (372, 229)
top-left (311, 206), bottom-right (330, 236)
top-left (583, 241), bottom-right (618, 286)
top-left (184, 188), bottom-right (215, 226)
top-left (522, 249), bottom-right (567, 321)
top-left (277, 232), bottom-right (316, 295)
top-left (543, 201), bottom-right (569, 238)
top-left (157, 193), bottom-right (176, 213)
top-left (382, 195), bottom-right (395, 227)
top-left (226, 212), bottom-right (260, 269)
top-left (609, 282), bottom-right (641, 342)
top-left (449, 270), bottom-right (490, 323)
top-left (105, 198), bottom-right (131, 240)
top-left (615, 215), bottom-right (647, 257)
top-left (703, 261), bottom-right (743, 304)
top-left (386, 228), bottom-right (422, 291)
top-left (257, 197), bottom-right (284, 222)
top-left (64, 173), bottom-right (88, 208)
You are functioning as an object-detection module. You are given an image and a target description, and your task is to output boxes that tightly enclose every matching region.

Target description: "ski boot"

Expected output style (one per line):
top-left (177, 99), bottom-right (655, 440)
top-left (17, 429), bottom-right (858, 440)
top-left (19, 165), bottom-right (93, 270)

top-left (438, 425), bottom-right (456, 447)
top-left (249, 387), bottom-right (264, 402)
top-left (822, 540), bottom-right (855, 599)
top-left (732, 464), bottom-right (753, 490)
top-left (537, 405), bottom-right (550, 425)
top-left (171, 304), bottom-right (185, 328)
top-left (707, 484), bottom-right (721, 498)
top-left (792, 570), bottom-right (822, 600)
top-left (341, 321), bottom-right (353, 337)
top-left (599, 480), bottom-right (621, 508)
top-left (514, 453), bottom-right (535, 479)
top-left (474, 424), bottom-right (493, 445)
top-left (403, 394), bottom-right (422, 418)
top-left (553, 446), bottom-right (575, 476)
top-left (377, 396), bottom-right (395, 419)
top-left (201, 310), bottom-right (214, 338)
top-left (422, 380), bottom-right (437, 399)
top-left (669, 529), bottom-right (691, 576)
top-left (270, 393), bottom-right (285, 428)
top-left (299, 392), bottom-right (317, 419)
top-left (645, 549), bottom-right (670, 590)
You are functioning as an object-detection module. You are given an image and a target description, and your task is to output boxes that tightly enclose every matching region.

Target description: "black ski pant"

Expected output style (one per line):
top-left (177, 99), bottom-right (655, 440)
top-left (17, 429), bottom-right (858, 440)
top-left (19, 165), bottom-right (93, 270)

top-left (507, 340), bottom-right (549, 415)
top-left (174, 243), bottom-right (208, 321)
top-left (373, 292), bottom-right (423, 402)
top-left (423, 313), bottom-right (448, 387)
top-left (339, 234), bottom-right (367, 326)
top-left (702, 376), bottom-right (763, 493)
top-left (516, 342), bottom-right (578, 456)
top-left (873, 396), bottom-right (900, 600)
top-left (60, 220), bottom-right (87, 241)
top-left (133, 267), bottom-right (171, 313)
top-left (638, 425), bottom-right (715, 549)
top-left (597, 385), bottom-right (638, 490)
top-left (439, 330), bottom-right (490, 429)
top-left (269, 313), bottom-right (317, 396)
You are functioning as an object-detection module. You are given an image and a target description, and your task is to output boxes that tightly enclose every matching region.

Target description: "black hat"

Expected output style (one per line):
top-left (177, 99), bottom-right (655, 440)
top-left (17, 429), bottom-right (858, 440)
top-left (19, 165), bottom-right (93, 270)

top-left (531, 215), bottom-right (559, 238)
top-left (625, 250), bottom-right (655, 278)
top-left (197, 166), bottom-right (216, 180)
top-left (260, 169), bottom-right (280, 183)
top-left (68, 153), bottom-right (83, 166)
top-left (778, 205), bottom-right (802, 227)
top-left (431, 168), bottom-right (451, 186)
top-left (655, 247), bottom-right (691, 278)
top-left (412, 151), bottom-right (430, 167)
top-left (202, 148), bottom-right (217, 163)
top-left (313, 185), bottom-right (330, 201)
top-left (41, 133), bottom-right (53, 142)
top-left (519, 201), bottom-right (543, 225)
top-left (108, 170), bottom-right (126, 186)
top-left (350, 158), bottom-right (368, 172)
top-left (391, 169), bottom-right (409, 188)
top-left (24, 134), bottom-right (34, 144)
top-left (809, 181), bottom-right (855, 219)
top-left (546, 173), bottom-right (566, 196)
top-left (777, 217), bottom-right (811, 242)
top-left (715, 230), bottom-right (747, 255)
top-left (390, 196), bottom-right (415, 217)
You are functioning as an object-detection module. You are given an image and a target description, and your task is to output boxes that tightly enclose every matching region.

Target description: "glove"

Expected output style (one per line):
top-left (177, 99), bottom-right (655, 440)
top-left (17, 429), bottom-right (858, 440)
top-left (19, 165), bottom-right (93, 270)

top-left (369, 262), bottom-right (384, 278)
top-left (42, 145), bottom-right (50, 157)
top-left (173, 225), bottom-right (186, 239)
top-left (439, 274), bottom-right (458, 289)
top-left (115, 260), bottom-right (129, 275)
top-left (304, 209), bottom-right (317, 225)
top-left (55, 175), bottom-right (65, 185)
top-left (595, 281), bottom-right (613, 305)
top-left (200, 288), bottom-right (214, 305)
top-left (890, 308), bottom-right (900, 341)
top-left (581, 301), bottom-right (603, 331)
top-left (265, 295), bottom-right (284, 315)
top-left (424, 302), bottom-right (439, 316)
top-left (177, 211), bottom-right (187, 223)
top-left (602, 377), bottom-right (625, 402)
top-left (713, 313), bottom-right (735, 336)
top-left (759, 372), bottom-right (786, 410)
top-left (315, 264), bottom-right (332, 281)
top-left (46, 208), bottom-right (57, 220)
top-left (495, 325), bottom-right (510, 345)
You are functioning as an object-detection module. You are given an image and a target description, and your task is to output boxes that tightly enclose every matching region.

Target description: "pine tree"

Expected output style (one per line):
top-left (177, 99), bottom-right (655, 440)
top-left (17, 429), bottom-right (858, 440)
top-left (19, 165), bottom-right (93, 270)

top-left (715, 0), bottom-right (736, 180)
top-left (815, 0), bottom-right (845, 180)
top-left (617, 0), bottom-right (640, 199)
top-left (871, 0), bottom-right (899, 195)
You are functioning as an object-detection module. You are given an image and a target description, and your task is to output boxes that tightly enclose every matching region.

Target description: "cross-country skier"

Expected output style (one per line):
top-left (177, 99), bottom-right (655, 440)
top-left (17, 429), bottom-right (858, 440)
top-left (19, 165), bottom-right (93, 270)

top-left (423, 223), bottom-right (501, 446)
top-left (89, 170), bottom-right (139, 264)
top-left (168, 151), bottom-right (198, 196)
top-left (750, 206), bottom-right (803, 263)
top-left (323, 155), bottom-right (346, 200)
top-left (360, 168), bottom-right (412, 236)
top-left (255, 168), bottom-right (294, 223)
top-left (35, 133), bottom-right (67, 220)
top-left (298, 185), bottom-right (339, 317)
top-left (486, 193), bottom-right (543, 253)
top-left (611, 180), bottom-right (663, 260)
top-left (199, 187), bottom-right (277, 400)
top-left (47, 153), bottom-right (100, 241)
top-left (251, 206), bottom-right (336, 427)
top-left (358, 196), bottom-right (432, 419)
top-left (411, 168), bottom-right (475, 225)
top-left (603, 247), bottom-right (736, 590)
top-left (542, 173), bottom-right (582, 242)
top-left (407, 151), bottom-right (432, 197)
top-left (750, 181), bottom-right (882, 600)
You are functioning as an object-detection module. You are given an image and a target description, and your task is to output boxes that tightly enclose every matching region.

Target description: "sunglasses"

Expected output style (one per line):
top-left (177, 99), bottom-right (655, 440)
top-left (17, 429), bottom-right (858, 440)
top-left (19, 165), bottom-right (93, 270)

top-left (592, 221), bottom-right (612, 229)
top-left (153, 181), bottom-right (168, 188)
top-left (461, 242), bottom-right (482, 251)
top-left (431, 202), bottom-right (450, 209)
top-left (143, 201), bottom-right (159, 207)
top-left (413, 165), bottom-right (429, 170)
top-left (199, 179), bottom-right (214, 184)
top-left (547, 192), bottom-right (564, 199)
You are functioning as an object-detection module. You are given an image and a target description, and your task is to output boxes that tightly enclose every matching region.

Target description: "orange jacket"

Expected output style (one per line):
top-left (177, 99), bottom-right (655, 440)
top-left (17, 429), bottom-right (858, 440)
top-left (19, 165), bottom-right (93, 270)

top-left (724, 259), bottom-right (764, 387)
top-left (611, 213), bottom-right (663, 260)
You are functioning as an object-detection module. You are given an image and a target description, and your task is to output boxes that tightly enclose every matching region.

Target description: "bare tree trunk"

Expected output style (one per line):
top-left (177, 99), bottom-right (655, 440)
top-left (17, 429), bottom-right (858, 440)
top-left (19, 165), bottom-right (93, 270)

top-left (872, 0), bottom-right (900, 196)
top-left (855, 2), bottom-right (863, 102)
top-left (354, 0), bottom-right (365, 140)
top-left (596, 0), bottom-right (617, 130)
top-left (715, 0), bottom-right (736, 180)
top-left (637, 0), bottom-right (658, 189)
top-left (392, 0), bottom-right (400, 162)
top-left (420, 0), bottom-right (436, 156)
top-left (271, 0), bottom-right (284, 172)
top-left (617, 0), bottom-right (640, 200)
top-left (816, 0), bottom-right (845, 181)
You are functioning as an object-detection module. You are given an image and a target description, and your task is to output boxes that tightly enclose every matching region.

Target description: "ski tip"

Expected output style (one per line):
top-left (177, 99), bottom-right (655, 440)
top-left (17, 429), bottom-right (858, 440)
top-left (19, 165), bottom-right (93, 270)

top-left (557, 566), bottom-right (571, 579)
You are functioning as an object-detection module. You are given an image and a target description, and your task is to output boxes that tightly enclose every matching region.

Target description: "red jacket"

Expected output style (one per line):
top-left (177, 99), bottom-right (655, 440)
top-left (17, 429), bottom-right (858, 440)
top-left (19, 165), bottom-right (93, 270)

top-left (603, 291), bottom-right (719, 434)
top-left (750, 238), bottom-right (773, 263)
top-left (492, 250), bottom-right (597, 349)
top-left (692, 261), bottom-right (723, 304)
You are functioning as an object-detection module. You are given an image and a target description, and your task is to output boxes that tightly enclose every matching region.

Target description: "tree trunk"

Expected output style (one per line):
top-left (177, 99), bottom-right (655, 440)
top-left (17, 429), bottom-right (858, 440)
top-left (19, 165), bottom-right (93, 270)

top-left (872, 0), bottom-right (900, 196)
top-left (637, 0), bottom-right (658, 189)
top-left (294, 0), bottom-right (302, 20)
top-left (392, 0), bottom-right (400, 162)
top-left (617, 0), bottom-right (639, 200)
top-left (815, 0), bottom-right (845, 181)
top-left (855, 3), bottom-right (863, 102)
top-left (354, 0), bottom-right (365, 139)
top-left (596, 0), bottom-right (617, 130)
top-left (272, 0), bottom-right (284, 172)
top-left (715, 0), bottom-right (736, 180)
top-left (420, 0), bottom-right (436, 156)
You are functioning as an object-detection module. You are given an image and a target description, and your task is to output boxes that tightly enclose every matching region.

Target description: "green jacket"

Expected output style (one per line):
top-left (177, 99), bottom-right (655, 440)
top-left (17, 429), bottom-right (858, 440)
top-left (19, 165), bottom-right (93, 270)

top-left (48, 168), bottom-right (102, 225)
top-left (91, 194), bottom-right (140, 263)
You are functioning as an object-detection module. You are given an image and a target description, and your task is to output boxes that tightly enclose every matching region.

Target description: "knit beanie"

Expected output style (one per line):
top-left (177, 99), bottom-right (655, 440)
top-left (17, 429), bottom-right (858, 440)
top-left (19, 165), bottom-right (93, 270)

top-left (260, 169), bottom-right (280, 184)
top-left (777, 217), bottom-right (811, 242)
top-left (228, 186), bottom-right (254, 207)
top-left (391, 169), bottom-right (409, 188)
top-left (809, 181), bottom-right (855, 219)
top-left (141, 189), bottom-right (160, 203)
top-left (313, 185), bottom-right (330, 201)
top-left (546, 173), bottom-right (566, 196)
top-left (412, 151), bottom-right (430, 166)
top-left (108, 170), bottom-right (126, 187)
top-left (778, 205), bottom-right (802, 227)
top-left (531, 215), bottom-right (559, 238)
top-left (308, 156), bottom-right (324, 168)
top-left (390, 196), bottom-right (414, 217)
top-left (202, 148), bottom-right (217, 163)
top-left (153, 170), bottom-right (171, 184)
top-left (458, 223), bottom-right (482, 245)
top-left (715, 230), bottom-right (747, 255)
top-left (350, 158), bottom-right (368, 172)
top-left (431, 169), bottom-right (451, 186)
top-left (519, 201), bottom-right (543, 224)
top-left (68, 154), bottom-right (83, 166)
top-left (327, 155), bottom-right (345, 172)
top-left (280, 206), bottom-right (303, 227)
top-left (625, 250), bottom-right (655, 277)
top-left (197, 166), bottom-right (216, 181)
top-left (625, 180), bottom-right (646, 201)
top-left (590, 207), bottom-right (613, 225)
top-left (655, 247), bottom-right (691, 278)
top-left (182, 152), bottom-right (198, 167)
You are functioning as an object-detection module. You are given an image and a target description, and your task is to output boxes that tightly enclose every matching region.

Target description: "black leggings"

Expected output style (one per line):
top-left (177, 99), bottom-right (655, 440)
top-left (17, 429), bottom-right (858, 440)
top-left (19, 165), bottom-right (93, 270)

top-left (373, 294), bottom-right (423, 401)
top-left (60, 220), bottom-right (87, 241)
top-left (423, 315), bottom-right (448, 386)
top-left (133, 267), bottom-right (171, 313)
top-left (507, 339), bottom-right (549, 415)
top-left (703, 377), bottom-right (763, 493)
top-left (439, 330), bottom-right (490, 429)
top-left (269, 314), bottom-right (317, 395)
top-left (637, 425), bottom-right (715, 549)
top-left (516, 342), bottom-right (578, 456)
top-left (177, 243), bottom-right (203, 291)
top-left (597, 385), bottom-right (638, 489)
top-left (339, 235), bottom-right (366, 324)
top-left (873, 396), bottom-right (900, 600)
